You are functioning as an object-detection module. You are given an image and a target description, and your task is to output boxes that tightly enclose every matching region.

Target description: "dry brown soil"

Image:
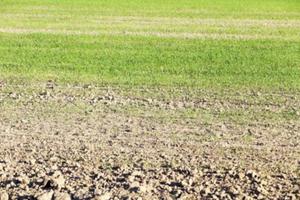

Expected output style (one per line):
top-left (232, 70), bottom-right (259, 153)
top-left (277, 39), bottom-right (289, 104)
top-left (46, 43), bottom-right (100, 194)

top-left (0, 81), bottom-right (299, 199)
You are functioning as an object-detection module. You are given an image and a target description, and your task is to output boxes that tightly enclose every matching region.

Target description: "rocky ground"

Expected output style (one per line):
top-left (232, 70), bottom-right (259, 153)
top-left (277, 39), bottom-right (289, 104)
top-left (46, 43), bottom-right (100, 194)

top-left (0, 81), bottom-right (299, 199)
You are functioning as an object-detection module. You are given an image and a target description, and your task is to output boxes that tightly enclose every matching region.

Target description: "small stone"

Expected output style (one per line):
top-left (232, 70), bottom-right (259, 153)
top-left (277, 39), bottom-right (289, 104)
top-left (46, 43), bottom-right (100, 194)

top-left (130, 181), bottom-right (140, 192)
top-left (37, 190), bottom-right (54, 200)
top-left (43, 171), bottom-right (65, 190)
top-left (46, 80), bottom-right (55, 89)
top-left (39, 91), bottom-right (49, 97)
top-left (51, 164), bottom-right (58, 171)
top-left (246, 170), bottom-right (259, 181)
top-left (95, 192), bottom-right (111, 200)
top-left (140, 183), bottom-right (153, 193)
top-left (131, 171), bottom-right (143, 177)
top-left (287, 194), bottom-right (297, 200)
top-left (180, 194), bottom-right (194, 200)
top-left (30, 159), bottom-right (36, 165)
top-left (17, 175), bottom-right (30, 186)
top-left (204, 186), bottom-right (212, 195)
top-left (9, 92), bottom-right (18, 99)
top-left (54, 192), bottom-right (71, 200)
top-left (51, 171), bottom-right (65, 189)
top-left (49, 156), bottom-right (59, 162)
top-left (128, 175), bottom-right (135, 183)
top-left (0, 191), bottom-right (9, 200)
top-left (238, 172), bottom-right (245, 179)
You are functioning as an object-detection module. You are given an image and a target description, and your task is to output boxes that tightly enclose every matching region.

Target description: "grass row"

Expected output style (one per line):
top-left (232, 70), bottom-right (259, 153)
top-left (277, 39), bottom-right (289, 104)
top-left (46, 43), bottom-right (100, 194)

top-left (0, 33), bottom-right (299, 90)
top-left (1, 0), bottom-right (299, 19)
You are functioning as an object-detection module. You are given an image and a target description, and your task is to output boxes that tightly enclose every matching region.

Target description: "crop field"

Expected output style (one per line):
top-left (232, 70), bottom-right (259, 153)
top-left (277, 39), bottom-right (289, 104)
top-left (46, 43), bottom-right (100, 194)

top-left (0, 0), bottom-right (300, 199)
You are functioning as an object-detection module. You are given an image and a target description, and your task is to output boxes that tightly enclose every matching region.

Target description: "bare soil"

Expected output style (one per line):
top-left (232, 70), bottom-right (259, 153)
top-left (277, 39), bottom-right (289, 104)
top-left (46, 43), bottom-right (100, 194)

top-left (0, 82), bottom-right (299, 199)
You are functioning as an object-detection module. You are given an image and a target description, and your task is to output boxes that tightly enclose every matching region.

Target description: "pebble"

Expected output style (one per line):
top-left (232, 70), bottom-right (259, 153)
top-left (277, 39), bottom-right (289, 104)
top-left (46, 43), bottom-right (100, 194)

top-left (95, 192), bottom-right (111, 200)
top-left (0, 191), bottom-right (8, 200)
top-left (37, 190), bottom-right (54, 200)
top-left (54, 192), bottom-right (71, 200)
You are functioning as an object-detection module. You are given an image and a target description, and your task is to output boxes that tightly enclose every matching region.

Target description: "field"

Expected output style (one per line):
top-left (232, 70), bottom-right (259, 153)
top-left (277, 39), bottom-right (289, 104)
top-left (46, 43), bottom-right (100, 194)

top-left (0, 0), bottom-right (300, 199)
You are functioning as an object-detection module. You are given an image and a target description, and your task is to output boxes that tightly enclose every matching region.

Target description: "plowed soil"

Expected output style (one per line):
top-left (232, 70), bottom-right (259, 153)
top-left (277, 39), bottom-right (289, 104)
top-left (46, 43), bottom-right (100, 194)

top-left (0, 82), bottom-right (299, 199)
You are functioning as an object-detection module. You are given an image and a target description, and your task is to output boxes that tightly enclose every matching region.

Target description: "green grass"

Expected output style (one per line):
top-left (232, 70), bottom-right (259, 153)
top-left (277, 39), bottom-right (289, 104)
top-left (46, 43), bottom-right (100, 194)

top-left (0, 0), bottom-right (299, 90)
top-left (1, 0), bottom-right (299, 19)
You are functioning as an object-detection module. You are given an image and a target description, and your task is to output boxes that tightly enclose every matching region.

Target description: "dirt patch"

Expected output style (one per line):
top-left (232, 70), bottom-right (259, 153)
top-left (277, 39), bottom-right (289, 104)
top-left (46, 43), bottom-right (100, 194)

top-left (0, 83), bottom-right (299, 199)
